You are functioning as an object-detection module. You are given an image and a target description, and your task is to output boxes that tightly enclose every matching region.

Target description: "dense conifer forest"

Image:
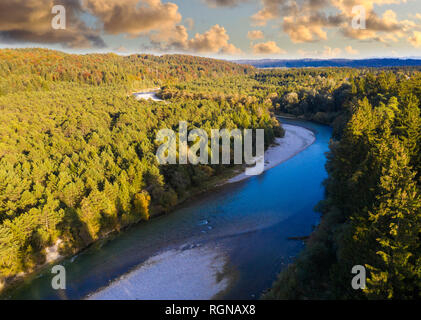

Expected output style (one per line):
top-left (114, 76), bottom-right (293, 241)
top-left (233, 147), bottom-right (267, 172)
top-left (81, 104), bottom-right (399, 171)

top-left (163, 65), bottom-right (421, 299)
top-left (0, 49), bottom-right (420, 299)
top-left (261, 67), bottom-right (421, 299)
top-left (0, 49), bottom-right (280, 289)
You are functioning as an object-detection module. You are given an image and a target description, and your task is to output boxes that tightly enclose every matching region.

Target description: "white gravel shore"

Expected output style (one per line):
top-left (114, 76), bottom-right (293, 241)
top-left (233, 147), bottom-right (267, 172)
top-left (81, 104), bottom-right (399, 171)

top-left (133, 91), bottom-right (164, 101)
top-left (227, 124), bottom-right (316, 184)
top-left (87, 247), bottom-right (229, 300)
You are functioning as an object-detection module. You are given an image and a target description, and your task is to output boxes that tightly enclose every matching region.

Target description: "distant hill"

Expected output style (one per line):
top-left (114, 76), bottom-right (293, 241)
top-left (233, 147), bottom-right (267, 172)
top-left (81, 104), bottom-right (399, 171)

top-left (233, 58), bottom-right (421, 68)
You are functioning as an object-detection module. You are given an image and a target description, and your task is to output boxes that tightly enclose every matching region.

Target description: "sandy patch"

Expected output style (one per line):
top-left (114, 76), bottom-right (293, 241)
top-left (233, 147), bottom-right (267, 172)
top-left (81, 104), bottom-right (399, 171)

top-left (87, 246), bottom-right (229, 300)
top-left (133, 91), bottom-right (164, 102)
top-left (45, 239), bottom-right (63, 263)
top-left (227, 124), bottom-right (315, 184)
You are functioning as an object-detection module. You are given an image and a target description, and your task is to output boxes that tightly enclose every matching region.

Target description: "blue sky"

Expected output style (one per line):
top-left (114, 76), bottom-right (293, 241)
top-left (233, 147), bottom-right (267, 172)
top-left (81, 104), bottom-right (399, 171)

top-left (0, 0), bottom-right (420, 58)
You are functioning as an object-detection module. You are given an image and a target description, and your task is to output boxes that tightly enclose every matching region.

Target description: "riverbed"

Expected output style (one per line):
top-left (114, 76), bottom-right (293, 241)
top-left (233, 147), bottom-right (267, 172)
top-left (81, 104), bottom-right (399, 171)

top-left (6, 118), bottom-right (332, 300)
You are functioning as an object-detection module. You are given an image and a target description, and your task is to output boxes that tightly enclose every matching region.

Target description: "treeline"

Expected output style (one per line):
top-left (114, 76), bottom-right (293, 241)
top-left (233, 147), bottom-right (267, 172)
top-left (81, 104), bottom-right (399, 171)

top-left (0, 48), bottom-right (253, 95)
top-left (161, 67), bottom-right (370, 138)
top-left (264, 69), bottom-right (421, 299)
top-left (0, 49), bottom-right (280, 289)
top-left (235, 58), bottom-right (421, 68)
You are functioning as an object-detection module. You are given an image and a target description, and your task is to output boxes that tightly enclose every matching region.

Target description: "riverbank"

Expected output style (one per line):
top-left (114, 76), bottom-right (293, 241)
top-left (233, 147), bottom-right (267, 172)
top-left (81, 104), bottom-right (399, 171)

top-left (227, 124), bottom-right (315, 184)
top-left (87, 246), bottom-right (230, 300)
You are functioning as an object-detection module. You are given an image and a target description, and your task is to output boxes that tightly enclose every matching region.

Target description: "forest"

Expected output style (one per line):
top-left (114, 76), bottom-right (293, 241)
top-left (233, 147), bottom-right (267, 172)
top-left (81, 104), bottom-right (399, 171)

top-left (163, 65), bottom-right (421, 299)
top-left (0, 49), bottom-right (281, 290)
top-left (261, 67), bottom-right (421, 299)
top-left (0, 48), bottom-right (420, 299)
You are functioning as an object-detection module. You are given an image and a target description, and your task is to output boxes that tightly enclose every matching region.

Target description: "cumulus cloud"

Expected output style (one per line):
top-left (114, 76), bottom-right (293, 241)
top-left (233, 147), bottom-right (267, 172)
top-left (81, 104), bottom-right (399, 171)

top-left (187, 25), bottom-right (230, 52)
top-left (2, 0), bottom-right (417, 55)
top-left (252, 0), bottom-right (332, 26)
top-left (283, 13), bottom-right (344, 43)
top-left (341, 9), bottom-right (403, 42)
top-left (250, 0), bottom-right (416, 45)
top-left (251, 0), bottom-right (285, 26)
top-left (332, 2), bottom-right (414, 44)
top-left (252, 41), bottom-right (286, 54)
top-left (83, 1), bottom-right (241, 55)
top-left (149, 25), bottom-right (188, 50)
top-left (220, 43), bottom-right (244, 55)
top-left (345, 45), bottom-right (359, 55)
top-left (247, 30), bottom-right (264, 39)
top-left (409, 31), bottom-right (421, 47)
top-left (188, 25), bottom-right (242, 54)
top-left (0, 0), bottom-right (105, 48)
top-left (150, 24), bottom-right (242, 55)
top-left (0, 0), bottom-right (242, 55)
top-left (251, 0), bottom-right (344, 42)
top-left (322, 46), bottom-right (341, 57)
top-left (82, 0), bottom-right (182, 36)
top-left (331, 0), bottom-right (402, 16)
top-left (0, 0), bottom-right (184, 48)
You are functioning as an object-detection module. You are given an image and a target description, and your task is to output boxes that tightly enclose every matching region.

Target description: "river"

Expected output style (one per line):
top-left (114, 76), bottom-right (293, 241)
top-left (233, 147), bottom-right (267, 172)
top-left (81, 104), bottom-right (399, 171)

top-left (7, 118), bottom-right (332, 300)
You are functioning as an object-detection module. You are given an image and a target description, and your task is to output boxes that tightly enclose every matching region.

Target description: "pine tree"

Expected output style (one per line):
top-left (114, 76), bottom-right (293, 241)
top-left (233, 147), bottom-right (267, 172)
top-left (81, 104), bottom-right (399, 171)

top-left (133, 191), bottom-right (151, 221)
top-left (365, 138), bottom-right (421, 299)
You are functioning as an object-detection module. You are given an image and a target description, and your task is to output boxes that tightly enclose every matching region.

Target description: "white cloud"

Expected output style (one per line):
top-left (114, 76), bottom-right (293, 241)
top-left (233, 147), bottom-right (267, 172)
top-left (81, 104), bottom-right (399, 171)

top-left (151, 24), bottom-right (242, 55)
top-left (345, 45), bottom-right (359, 55)
top-left (322, 46), bottom-right (341, 57)
top-left (409, 31), bottom-right (421, 47)
top-left (248, 30), bottom-right (264, 40)
top-left (252, 41), bottom-right (286, 54)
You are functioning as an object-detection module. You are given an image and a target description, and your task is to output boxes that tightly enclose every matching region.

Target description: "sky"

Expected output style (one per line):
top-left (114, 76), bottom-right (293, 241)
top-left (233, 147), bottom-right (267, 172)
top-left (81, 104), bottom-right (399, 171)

top-left (0, 0), bottom-right (420, 59)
